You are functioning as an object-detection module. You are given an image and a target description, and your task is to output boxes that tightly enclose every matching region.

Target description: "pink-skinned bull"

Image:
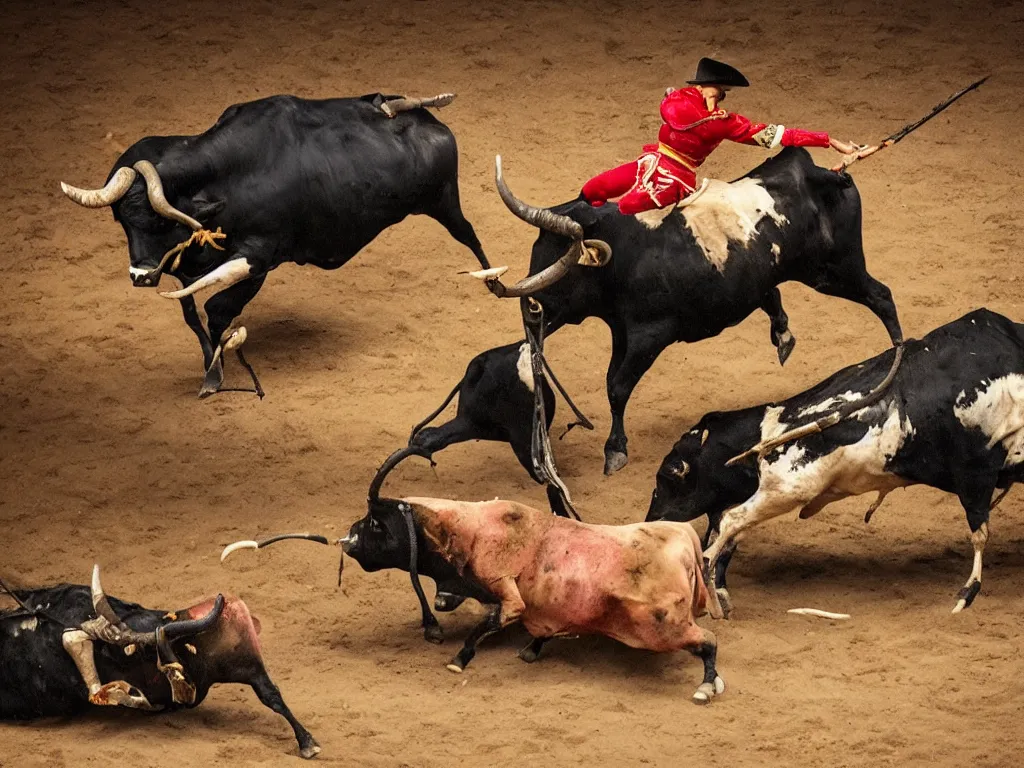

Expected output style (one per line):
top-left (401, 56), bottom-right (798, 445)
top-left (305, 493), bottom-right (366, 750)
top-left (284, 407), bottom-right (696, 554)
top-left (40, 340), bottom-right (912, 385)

top-left (347, 495), bottom-right (726, 704)
top-left (0, 567), bottom-right (319, 758)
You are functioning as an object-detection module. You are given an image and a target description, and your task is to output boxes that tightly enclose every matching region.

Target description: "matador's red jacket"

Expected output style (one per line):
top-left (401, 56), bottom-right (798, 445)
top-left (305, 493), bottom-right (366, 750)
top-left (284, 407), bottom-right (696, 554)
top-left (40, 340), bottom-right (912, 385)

top-left (582, 87), bottom-right (833, 214)
top-left (654, 86), bottom-right (831, 176)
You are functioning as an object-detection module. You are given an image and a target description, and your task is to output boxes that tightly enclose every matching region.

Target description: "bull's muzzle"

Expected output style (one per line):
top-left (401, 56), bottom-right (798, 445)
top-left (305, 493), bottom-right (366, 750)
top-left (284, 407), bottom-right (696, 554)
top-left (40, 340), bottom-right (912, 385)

top-left (130, 268), bottom-right (162, 288)
top-left (339, 533), bottom-right (358, 554)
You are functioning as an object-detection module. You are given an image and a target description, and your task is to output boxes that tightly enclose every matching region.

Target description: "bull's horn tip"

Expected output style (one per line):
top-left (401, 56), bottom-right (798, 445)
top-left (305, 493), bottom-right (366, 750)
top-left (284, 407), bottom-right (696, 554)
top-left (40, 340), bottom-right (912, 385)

top-left (465, 266), bottom-right (509, 281)
top-left (60, 181), bottom-right (71, 195)
top-left (220, 540), bottom-right (258, 562)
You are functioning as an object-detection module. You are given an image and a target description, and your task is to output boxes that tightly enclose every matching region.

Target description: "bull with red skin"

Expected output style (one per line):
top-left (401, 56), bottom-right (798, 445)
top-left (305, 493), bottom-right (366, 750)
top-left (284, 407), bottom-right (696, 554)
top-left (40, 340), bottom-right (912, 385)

top-left (340, 483), bottom-right (725, 703)
top-left (0, 574), bottom-right (319, 758)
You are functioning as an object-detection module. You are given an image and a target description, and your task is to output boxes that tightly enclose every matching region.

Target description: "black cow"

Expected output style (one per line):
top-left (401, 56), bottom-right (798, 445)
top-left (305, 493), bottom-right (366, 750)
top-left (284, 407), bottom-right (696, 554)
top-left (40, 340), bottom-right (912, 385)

top-left (482, 149), bottom-right (902, 474)
top-left (0, 568), bottom-right (318, 758)
top-left (61, 92), bottom-right (489, 397)
top-left (648, 309), bottom-right (1024, 620)
top-left (407, 340), bottom-right (584, 518)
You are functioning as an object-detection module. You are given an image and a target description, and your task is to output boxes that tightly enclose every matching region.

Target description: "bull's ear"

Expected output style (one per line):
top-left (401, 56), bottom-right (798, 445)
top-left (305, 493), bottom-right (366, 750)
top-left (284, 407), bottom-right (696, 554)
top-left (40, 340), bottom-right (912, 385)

top-left (189, 197), bottom-right (225, 223)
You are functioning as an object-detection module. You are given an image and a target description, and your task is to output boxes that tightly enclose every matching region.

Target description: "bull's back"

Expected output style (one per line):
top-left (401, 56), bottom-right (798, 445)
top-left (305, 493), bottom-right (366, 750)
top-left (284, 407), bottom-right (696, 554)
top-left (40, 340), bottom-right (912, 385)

top-left (519, 520), bottom-right (704, 644)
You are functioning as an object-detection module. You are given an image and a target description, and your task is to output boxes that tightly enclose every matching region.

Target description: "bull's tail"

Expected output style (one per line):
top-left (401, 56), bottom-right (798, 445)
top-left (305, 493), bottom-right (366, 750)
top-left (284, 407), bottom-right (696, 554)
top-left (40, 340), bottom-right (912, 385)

top-left (409, 379), bottom-right (463, 443)
top-left (381, 93), bottom-right (456, 118)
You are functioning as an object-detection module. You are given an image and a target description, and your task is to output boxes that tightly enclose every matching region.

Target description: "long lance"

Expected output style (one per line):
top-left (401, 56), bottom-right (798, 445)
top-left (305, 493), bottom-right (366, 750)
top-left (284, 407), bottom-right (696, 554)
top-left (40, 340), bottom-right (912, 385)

top-left (837, 76), bottom-right (989, 170)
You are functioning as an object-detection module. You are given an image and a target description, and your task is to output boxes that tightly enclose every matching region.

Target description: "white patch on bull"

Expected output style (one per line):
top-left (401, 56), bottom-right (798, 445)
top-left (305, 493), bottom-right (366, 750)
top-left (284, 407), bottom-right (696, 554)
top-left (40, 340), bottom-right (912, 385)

top-left (19, 617), bottom-right (38, 632)
top-left (758, 405), bottom-right (788, 442)
top-left (771, 243), bottom-right (781, 263)
top-left (955, 374), bottom-right (1024, 466)
top-left (762, 407), bottom-right (914, 506)
top-left (517, 343), bottom-right (535, 392)
top-left (129, 266), bottom-right (149, 279)
top-left (796, 391), bottom-right (864, 419)
top-left (681, 178), bottom-right (788, 273)
top-left (635, 204), bottom-right (677, 229)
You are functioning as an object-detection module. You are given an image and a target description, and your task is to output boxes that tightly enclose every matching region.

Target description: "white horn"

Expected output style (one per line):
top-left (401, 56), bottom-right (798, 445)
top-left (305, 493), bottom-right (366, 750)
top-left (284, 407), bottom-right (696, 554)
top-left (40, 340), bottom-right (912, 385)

top-left (787, 608), bottom-right (851, 620)
top-left (160, 258), bottom-right (252, 299)
top-left (220, 540), bottom-right (258, 562)
top-left (60, 167), bottom-right (137, 208)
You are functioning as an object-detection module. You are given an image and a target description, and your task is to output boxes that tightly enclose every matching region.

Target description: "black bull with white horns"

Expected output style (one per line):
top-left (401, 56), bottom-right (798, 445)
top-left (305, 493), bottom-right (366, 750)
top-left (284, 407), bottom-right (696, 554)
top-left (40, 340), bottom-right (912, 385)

top-left (61, 91), bottom-right (489, 398)
top-left (477, 149), bottom-right (904, 475)
top-left (0, 567), bottom-right (319, 758)
top-left (222, 447), bottom-right (520, 645)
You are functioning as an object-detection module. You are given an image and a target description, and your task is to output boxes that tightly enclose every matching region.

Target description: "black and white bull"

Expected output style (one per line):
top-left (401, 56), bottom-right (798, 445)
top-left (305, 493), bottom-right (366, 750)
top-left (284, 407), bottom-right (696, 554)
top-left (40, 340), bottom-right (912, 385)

top-left (480, 148), bottom-right (903, 474)
top-left (648, 309), bottom-right (1024, 619)
top-left (61, 92), bottom-right (488, 397)
top-left (0, 568), bottom-right (318, 758)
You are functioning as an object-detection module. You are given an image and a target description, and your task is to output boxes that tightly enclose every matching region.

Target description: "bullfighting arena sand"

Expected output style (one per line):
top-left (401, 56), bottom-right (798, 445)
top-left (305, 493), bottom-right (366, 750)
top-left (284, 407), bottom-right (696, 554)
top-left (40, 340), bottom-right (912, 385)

top-left (3, 1), bottom-right (1024, 765)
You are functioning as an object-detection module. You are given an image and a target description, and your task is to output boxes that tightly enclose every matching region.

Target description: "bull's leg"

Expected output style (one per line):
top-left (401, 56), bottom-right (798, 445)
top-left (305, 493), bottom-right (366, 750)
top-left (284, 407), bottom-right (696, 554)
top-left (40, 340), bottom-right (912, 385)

top-left (761, 287), bottom-right (796, 366)
top-left (604, 324), bottom-right (672, 474)
top-left (952, 485), bottom-right (995, 614)
top-left (687, 628), bottom-right (726, 705)
top-left (427, 182), bottom-right (491, 270)
top-left (61, 630), bottom-right (158, 710)
top-left (446, 577), bottom-right (525, 672)
top-left (517, 636), bottom-right (549, 663)
top-left (703, 488), bottom-right (805, 619)
top-left (200, 274), bottom-right (267, 398)
top-left (179, 296), bottom-right (216, 372)
top-left (249, 667), bottom-right (321, 759)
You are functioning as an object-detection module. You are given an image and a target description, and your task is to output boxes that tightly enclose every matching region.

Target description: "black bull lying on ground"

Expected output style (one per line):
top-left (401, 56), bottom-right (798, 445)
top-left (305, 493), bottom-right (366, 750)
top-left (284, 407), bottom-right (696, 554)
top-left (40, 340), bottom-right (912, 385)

top-left (61, 92), bottom-right (488, 398)
top-left (647, 309), bottom-right (1024, 619)
top-left (0, 567), bottom-right (318, 758)
top-left (480, 148), bottom-right (903, 475)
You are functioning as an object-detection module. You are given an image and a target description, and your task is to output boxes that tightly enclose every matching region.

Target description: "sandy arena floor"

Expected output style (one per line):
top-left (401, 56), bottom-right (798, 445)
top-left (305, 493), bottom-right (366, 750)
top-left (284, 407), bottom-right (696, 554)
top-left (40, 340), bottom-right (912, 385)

top-left (3, 0), bottom-right (1024, 765)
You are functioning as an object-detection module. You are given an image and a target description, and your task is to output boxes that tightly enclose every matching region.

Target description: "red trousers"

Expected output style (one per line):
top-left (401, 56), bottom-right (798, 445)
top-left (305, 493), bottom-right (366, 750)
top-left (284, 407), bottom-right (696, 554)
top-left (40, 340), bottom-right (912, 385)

top-left (582, 151), bottom-right (697, 214)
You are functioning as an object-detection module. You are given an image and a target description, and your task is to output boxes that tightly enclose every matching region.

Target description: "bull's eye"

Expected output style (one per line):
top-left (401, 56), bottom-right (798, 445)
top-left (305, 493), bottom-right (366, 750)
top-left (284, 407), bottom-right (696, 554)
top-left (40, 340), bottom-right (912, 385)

top-left (670, 461), bottom-right (690, 479)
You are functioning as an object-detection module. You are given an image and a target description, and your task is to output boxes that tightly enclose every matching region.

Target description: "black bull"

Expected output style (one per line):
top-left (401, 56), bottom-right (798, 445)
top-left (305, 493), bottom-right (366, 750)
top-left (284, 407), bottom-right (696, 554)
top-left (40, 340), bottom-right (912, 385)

top-left (485, 147), bottom-right (903, 474)
top-left (0, 578), bottom-right (318, 758)
top-left (61, 92), bottom-right (489, 398)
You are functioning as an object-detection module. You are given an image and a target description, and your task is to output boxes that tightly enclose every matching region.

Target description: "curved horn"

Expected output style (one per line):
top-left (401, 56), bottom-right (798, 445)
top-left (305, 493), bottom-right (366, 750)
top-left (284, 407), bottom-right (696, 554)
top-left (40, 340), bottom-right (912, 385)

top-left (368, 447), bottom-right (427, 504)
top-left (132, 160), bottom-right (203, 231)
top-left (91, 564), bottom-right (126, 626)
top-left (61, 167), bottom-right (137, 208)
top-left (159, 258), bottom-right (252, 299)
top-left (495, 155), bottom-right (583, 239)
top-left (161, 594), bottom-right (226, 640)
top-left (220, 533), bottom-right (330, 562)
top-left (490, 248), bottom-right (578, 298)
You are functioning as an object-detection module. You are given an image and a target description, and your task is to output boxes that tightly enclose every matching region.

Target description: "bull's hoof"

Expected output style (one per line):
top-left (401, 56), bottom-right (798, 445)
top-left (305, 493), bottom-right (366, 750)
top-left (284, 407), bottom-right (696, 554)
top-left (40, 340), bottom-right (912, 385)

top-left (434, 592), bottom-right (467, 613)
top-left (952, 580), bottom-right (982, 614)
top-left (445, 661), bottom-right (465, 674)
top-left (424, 623), bottom-right (445, 644)
top-left (691, 676), bottom-right (726, 705)
top-left (603, 450), bottom-right (629, 475)
top-left (776, 331), bottom-right (796, 366)
top-left (299, 741), bottom-right (322, 759)
top-left (198, 359), bottom-right (225, 399)
top-left (517, 642), bottom-right (542, 664)
top-left (716, 588), bottom-right (734, 619)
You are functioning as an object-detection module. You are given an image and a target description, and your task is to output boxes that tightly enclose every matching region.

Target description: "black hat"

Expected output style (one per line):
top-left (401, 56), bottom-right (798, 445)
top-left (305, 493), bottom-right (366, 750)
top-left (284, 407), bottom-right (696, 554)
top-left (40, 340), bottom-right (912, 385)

top-left (687, 58), bottom-right (750, 88)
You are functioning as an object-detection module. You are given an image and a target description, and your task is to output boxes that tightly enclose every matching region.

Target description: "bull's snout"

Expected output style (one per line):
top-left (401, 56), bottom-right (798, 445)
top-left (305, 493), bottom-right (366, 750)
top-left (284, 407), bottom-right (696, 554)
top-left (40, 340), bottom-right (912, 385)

top-left (129, 268), bottom-right (160, 287)
top-left (339, 533), bottom-right (358, 554)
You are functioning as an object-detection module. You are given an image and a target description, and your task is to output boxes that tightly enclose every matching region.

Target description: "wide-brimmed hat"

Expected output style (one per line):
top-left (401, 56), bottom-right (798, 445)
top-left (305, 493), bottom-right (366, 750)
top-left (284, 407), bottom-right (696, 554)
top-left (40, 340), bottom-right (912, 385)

top-left (687, 58), bottom-right (750, 88)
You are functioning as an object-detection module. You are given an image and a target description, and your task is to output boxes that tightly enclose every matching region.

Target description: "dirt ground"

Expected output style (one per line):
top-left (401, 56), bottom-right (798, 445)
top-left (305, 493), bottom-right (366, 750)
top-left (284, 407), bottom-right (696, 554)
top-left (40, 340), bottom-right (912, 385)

top-left (3, 0), bottom-right (1024, 765)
